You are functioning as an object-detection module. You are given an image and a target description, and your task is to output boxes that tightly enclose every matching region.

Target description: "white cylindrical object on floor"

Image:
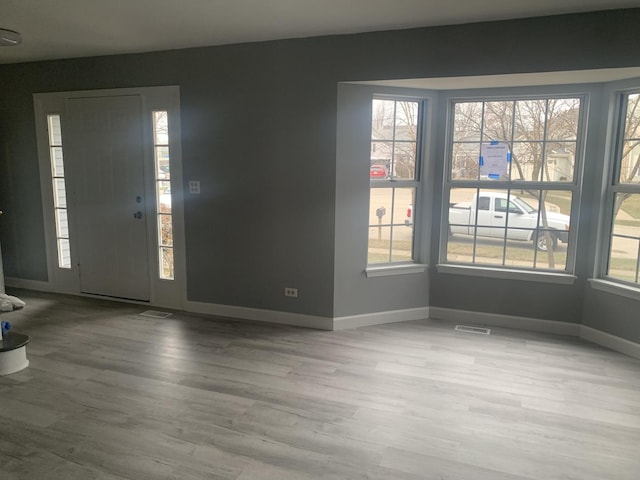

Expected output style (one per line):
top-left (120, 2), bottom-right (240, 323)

top-left (0, 346), bottom-right (29, 375)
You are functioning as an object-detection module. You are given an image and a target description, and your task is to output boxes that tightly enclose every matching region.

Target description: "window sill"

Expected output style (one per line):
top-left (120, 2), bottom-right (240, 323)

top-left (588, 279), bottom-right (640, 301)
top-left (436, 264), bottom-right (577, 285)
top-left (365, 264), bottom-right (427, 278)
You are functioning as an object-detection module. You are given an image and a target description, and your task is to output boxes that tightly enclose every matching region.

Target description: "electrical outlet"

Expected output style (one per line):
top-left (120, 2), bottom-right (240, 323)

top-left (284, 287), bottom-right (298, 298)
top-left (189, 180), bottom-right (200, 194)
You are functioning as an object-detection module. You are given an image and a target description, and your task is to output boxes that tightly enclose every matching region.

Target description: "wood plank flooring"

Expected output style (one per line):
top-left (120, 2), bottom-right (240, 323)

top-left (1, 289), bottom-right (639, 479)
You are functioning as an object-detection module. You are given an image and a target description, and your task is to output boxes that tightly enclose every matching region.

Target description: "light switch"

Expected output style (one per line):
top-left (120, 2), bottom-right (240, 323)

top-left (189, 180), bottom-right (200, 194)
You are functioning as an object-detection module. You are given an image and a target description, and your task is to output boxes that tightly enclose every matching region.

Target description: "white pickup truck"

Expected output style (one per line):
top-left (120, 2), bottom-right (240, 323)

top-left (449, 192), bottom-right (570, 251)
top-left (405, 192), bottom-right (570, 251)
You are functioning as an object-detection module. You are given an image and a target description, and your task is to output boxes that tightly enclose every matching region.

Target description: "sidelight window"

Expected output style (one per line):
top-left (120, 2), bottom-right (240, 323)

top-left (153, 111), bottom-right (174, 280)
top-left (46, 114), bottom-right (71, 269)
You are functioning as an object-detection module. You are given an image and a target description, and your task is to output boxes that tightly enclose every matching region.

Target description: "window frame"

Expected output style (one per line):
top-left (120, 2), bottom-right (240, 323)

top-left (439, 91), bottom-right (588, 276)
top-left (367, 95), bottom-right (426, 268)
top-left (599, 87), bottom-right (640, 288)
top-left (33, 86), bottom-right (186, 309)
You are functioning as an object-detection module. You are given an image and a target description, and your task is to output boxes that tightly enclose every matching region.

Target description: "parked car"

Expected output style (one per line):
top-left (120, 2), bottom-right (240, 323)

top-left (448, 192), bottom-right (570, 251)
top-left (370, 164), bottom-right (388, 179)
top-left (405, 192), bottom-right (570, 251)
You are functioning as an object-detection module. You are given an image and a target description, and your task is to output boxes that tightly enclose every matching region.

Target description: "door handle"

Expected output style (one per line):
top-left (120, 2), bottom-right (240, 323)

top-left (133, 211), bottom-right (143, 219)
top-left (494, 215), bottom-right (504, 218)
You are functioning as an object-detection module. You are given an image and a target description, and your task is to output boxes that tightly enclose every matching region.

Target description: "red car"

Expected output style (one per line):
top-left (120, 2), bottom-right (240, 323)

top-left (370, 164), bottom-right (388, 179)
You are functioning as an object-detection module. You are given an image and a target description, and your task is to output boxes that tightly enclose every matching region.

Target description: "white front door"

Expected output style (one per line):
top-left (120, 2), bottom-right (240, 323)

top-left (66, 95), bottom-right (150, 301)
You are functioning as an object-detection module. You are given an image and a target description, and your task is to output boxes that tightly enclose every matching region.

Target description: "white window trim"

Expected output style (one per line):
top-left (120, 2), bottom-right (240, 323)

top-left (365, 263), bottom-right (428, 277)
top-left (437, 264), bottom-right (577, 285)
top-left (588, 278), bottom-right (640, 301)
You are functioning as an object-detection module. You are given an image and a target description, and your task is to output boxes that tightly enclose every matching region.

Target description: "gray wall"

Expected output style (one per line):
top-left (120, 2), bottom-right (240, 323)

top-left (1, 10), bottom-right (640, 336)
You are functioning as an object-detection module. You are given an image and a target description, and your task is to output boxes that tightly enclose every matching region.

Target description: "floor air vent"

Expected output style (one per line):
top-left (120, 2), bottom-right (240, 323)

top-left (139, 310), bottom-right (172, 319)
top-left (455, 324), bottom-right (491, 335)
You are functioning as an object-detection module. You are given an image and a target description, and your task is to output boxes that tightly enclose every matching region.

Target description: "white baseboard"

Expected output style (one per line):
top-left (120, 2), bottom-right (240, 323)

top-left (186, 300), bottom-right (333, 330)
top-left (429, 307), bottom-right (582, 336)
top-left (580, 326), bottom-right (640, 360)
top-left (5, 279), bottom-right (639, 359)
top-left (333, 307), bottom-right (430, 331)
top-left (429, 306), bottom-right (640, 360)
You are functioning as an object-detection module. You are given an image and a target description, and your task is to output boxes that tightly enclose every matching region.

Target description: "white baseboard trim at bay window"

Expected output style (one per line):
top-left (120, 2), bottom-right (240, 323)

top-left (429, 307), bottom-right (640, 360)
top-left (429, 307), bottom-right (582, 336)
top-left (580, 326), bottom-right (640, 360)
top-left (333, 307), bottom-right (430, 331)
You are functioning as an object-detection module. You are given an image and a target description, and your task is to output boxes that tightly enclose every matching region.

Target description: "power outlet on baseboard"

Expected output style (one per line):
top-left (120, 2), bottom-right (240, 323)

top-left (284, 287), bottom-right (298, 298)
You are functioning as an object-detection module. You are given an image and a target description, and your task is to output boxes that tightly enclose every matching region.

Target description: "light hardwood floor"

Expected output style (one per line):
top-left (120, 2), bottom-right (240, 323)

top-left (1, 289), bottom-right (639, 479)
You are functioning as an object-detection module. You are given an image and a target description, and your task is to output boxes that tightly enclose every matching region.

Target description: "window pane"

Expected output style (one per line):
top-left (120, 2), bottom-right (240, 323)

top-left (391, 188), bottom-right (415, 225)
top-left (372, 100), bottom-right (395, 140)
top-left (50, 147), bottom-right (65, 177)
top-left (546, 98), bottom-right (580, 141)
top-left (483, 101), bottom-right (513, 143)
top-left (371, 141), bottom-right (392, 178)
top-left (47, 115), bottom-right (63, 146)
top-left (608, 236), bottom-right (639, 283)
top-left (451, 143), bottom-right (480, 180)
top-left (58, 238), bottom-right (71, 269)
top-left (505, 242), bottom-right (535, 269)
top-left (55, 208), bottom-right (69, 238)
top-left (153, 111), bottom-right (169, 145)
top-left (155, 146), bottom-right (170, 179)
top-left (158, 180), bottom-right (171, 214)
top-left (53, 178), bottom-right (67, 208)
top-left (544, 142), bottom-right (575, 182)
top-left (514, 100), bottom-right (546, 141)
top-left (453, 102), bottom-right (482, 142)
top-left (394, 101), bottom-right (419, 141)
top-left (391, 226), bottom-right (413, 262)
top-left (512, 141), bottom-right (544, 182)
top-left (393, 142), bottom-right (416, 180)
top-left (621, 94), bottom-right (640, 181)
top-left (474, 239), bottom-right (507, 266)
top-left (160, 247), bottom-right (174, 280)
top-left (625, 93), bottom-right (640, 132)
top-left (159, 214), bottom-right (173, 247)
top-left (617, 140), bottom-right (640, 185)
top-left (368, 187), bottom-right (415, 264)
top-left (607, 193), bottom-right (640, 283)
top-left (368, 226), bottom-right (391, 264)
top-left (446, 232), bottom-right (475, 263)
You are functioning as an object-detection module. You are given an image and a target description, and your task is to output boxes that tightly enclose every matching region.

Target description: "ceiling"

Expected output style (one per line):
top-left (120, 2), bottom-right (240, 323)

top-left (0, 0), bottom-right (638, 65)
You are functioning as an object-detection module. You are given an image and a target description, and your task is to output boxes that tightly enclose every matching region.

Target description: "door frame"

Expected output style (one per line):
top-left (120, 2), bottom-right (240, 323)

top-left (33, 86), bottom-right (186, 310)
